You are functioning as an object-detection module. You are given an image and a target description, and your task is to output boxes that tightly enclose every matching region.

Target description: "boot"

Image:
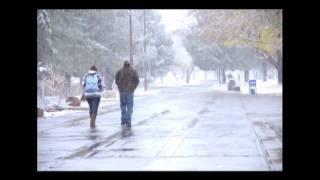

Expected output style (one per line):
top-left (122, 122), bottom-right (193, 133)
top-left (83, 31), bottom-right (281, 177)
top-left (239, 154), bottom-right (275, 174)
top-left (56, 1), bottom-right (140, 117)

top-left (90, 113), bottom-right (96, 128)
top-left (89, 113), bottom-right (92, 127)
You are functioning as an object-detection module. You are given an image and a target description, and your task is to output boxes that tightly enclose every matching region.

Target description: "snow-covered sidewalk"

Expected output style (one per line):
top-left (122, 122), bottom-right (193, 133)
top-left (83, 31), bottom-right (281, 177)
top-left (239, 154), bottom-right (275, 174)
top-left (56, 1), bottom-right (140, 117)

top-left (38, 82), bottom-right (282, 171)
top-left (210, 79), bottom-right (282, 95)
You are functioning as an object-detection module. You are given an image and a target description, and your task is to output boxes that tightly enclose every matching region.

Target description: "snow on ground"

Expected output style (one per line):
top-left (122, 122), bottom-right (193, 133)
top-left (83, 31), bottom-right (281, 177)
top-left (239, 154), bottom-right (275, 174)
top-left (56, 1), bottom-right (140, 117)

top-left (38, 77), bottom-right (282, 171)
top-left (152, 69), bottom-right (282, 95)
top-left (44, 109), bottom-right (83, 118)
top-left (210, 84), bottom-right (229, 92)
top-left (40, 89), bottom-right (161, 119)
top-left (71, 77), bottom-right (80, 84)
top-left (135, 88), bottom-right (160, 96)
top-left (40, 94), bottom-right (119, 118)
top-left (39, 69), bottom-right (281, 119)
top-left (37, 96), bottom-right (67, 110)
top-left (240, 79), bottom-right (282, 95)
top-left (154, 80), bottom-right (203, 88)
top-left (39, 67), bottom-right (47, 72)
top-left (153, 71), bottom-right (207, 88)
top-left (210, 79), bottom-right (282, 95)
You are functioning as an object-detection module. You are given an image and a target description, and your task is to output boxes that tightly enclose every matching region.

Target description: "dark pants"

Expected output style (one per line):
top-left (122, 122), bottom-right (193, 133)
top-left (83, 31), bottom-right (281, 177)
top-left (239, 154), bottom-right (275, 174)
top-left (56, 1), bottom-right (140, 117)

top-left (119, 91), bottom-right (134, 126)
top-left (86, 96), bottom-right (101, 114)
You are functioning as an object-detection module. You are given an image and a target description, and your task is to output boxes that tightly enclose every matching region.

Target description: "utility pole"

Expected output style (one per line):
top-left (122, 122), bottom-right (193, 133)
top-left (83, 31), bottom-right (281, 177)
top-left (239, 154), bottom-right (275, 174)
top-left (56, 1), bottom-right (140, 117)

top-left (129, 10), bottom-right (133, 65)
top-left (144, 10), bottom-right (147, 91)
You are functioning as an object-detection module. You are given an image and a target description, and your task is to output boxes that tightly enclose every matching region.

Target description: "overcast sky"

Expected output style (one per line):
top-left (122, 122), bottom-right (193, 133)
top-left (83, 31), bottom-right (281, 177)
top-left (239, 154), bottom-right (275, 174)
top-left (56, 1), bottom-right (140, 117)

top-left (155, 10), bottom-right (193, 33)
top-left (155, 10), bottom-right (194, 66)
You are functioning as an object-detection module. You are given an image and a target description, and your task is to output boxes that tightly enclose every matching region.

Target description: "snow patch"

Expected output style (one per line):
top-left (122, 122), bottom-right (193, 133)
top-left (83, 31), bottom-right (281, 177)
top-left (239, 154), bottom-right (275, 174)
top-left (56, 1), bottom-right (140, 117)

top-left (240, 79), bottom-right (282, 95)
top-left (71, 77), bottom-right (80, 84)
top-left (135, 88), bottom-right (160, 96)
top-left (39, 67), bottom-right (48, 72)
top-left (44, 109), bottom-right (82, 118)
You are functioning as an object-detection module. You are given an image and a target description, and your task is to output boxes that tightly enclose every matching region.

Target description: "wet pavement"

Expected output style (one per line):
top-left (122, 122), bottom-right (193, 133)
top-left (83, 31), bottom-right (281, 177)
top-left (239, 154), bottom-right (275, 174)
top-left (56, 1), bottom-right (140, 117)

top-left (37, 80), bottom-right (282, 171)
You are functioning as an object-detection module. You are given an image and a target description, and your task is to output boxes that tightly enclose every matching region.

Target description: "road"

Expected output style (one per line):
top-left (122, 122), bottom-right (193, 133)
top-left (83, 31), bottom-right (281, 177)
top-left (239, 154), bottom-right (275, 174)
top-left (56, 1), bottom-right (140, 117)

top-left (37, 80), bottom-right (282, 171)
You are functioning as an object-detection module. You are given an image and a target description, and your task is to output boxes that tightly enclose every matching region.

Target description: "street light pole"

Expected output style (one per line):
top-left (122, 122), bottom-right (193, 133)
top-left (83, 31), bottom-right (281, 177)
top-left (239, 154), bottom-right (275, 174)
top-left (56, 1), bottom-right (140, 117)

top-left (144, 10), bottom-right (147, 91)
top-left (129, 10), bottom-right (133, 65)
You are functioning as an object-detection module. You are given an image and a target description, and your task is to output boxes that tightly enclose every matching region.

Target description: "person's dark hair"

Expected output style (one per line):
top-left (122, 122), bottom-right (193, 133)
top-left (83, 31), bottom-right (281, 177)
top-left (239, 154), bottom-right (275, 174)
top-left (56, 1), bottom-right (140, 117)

top-left (90, 65), bottom-right (97, 71)
top-left (123, 61), bottom-right (130, 68)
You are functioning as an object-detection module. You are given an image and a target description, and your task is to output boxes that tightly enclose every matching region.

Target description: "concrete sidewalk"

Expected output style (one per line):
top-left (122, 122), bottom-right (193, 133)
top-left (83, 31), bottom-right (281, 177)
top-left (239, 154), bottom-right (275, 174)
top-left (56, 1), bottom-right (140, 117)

top-left (38, 85), bottom-right (282, 171)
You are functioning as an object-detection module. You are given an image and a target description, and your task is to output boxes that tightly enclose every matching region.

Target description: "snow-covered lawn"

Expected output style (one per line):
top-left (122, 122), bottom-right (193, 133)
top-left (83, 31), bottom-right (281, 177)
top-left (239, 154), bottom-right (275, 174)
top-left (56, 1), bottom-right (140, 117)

top-left (240, 79), bottom-right (282, 95)
top-left (39, 88), bottom-right (159, 119)
top-left (40, 95), bottom-right (119, 119)
top-left (210, 79), bottom-right (282, 95)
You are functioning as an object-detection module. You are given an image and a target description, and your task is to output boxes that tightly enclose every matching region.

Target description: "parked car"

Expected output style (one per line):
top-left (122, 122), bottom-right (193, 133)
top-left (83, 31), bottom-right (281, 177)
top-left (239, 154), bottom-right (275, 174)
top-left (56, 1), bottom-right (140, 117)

top-left (227, 77), bottom-right (240, 91)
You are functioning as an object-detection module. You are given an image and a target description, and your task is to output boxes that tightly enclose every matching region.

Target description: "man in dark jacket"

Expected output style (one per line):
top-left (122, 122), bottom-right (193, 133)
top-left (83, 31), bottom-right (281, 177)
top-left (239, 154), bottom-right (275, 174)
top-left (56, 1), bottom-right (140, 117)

top-left (115, 61), bottom-right (139, 128)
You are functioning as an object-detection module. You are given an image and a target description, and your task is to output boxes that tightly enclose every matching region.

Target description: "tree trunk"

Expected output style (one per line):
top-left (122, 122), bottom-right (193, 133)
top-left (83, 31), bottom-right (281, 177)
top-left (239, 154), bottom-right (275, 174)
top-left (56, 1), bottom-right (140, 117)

top-left (262, 61), bottom-right (267, 82)
top-left (79, 76), bottom-right (85, 100)
top-left (275, 60), bottom-right (282, 84)
top-left (79, 76), bottom-right (83, 90)
top-left (218, 68), bottom-right (221, 85)
top-left (186, 72), bottom-right (191, 83)
top-left (79, 77), bottom-right (83, 89)
top-left (265, 50), bottom-right (282, 84)
top-left (104, 75), bottom-right (114, 90)
top-left (143, 10), bottom-right (147, 91)
top-left (276, 50), bottom-right (283, 84)
top-left (185, 65), bottom-right (195, 83)
top-left (221, 67), bottom-right (226, 84)
top-left (144, 62), bottom-right (147, 91)
top-left (244, 69), bottom-right (249, 82)
top-left (129, 10), bottom-right (133, 65)
top-left (104, 69), bottom-right (114, 90)
top-left (277, 67), bottom-right (282, 84)
top-left (64, 73), bottom-right (71, 97)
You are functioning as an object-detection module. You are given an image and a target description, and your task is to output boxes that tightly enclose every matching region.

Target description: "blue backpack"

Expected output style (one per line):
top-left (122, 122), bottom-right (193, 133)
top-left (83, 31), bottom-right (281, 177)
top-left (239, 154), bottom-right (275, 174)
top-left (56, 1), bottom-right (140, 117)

top-left (85, 74), bottom-right (99, 92)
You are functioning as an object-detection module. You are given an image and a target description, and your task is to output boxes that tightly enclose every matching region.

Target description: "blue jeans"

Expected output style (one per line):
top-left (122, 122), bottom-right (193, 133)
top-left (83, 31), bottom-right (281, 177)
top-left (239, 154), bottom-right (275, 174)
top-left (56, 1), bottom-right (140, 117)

top-left (86, 96), bottom-right (101, 114)
top-left (119, 91), bottom-right (134, 125)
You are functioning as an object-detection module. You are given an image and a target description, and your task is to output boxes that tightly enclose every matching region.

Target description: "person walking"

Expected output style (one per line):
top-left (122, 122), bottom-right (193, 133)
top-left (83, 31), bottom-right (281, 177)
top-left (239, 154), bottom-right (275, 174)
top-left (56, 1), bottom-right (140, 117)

top-left (115, 61), bottom-right (139, 128)
top-left (82, 65), bottom-right (103, 128)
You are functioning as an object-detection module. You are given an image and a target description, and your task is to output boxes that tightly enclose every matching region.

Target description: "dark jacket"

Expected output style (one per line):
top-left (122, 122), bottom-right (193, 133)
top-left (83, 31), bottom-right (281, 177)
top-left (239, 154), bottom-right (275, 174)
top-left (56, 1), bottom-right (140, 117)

top-left (115, 67), bottom-right (139, 92)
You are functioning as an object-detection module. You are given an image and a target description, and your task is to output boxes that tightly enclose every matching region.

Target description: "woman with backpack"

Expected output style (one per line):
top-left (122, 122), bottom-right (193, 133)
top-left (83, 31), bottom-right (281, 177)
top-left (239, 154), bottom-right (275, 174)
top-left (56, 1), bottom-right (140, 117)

top-left (82, 65), bottom-right (103, 128)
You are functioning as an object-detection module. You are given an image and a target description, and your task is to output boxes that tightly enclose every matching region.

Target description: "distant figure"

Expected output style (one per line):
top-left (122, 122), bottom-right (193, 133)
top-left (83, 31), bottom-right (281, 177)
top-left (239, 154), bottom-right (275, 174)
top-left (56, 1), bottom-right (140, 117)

top-left (115, 61), bottom-right (139, 128)
top-left (82, 65), bottom-right (103, 128)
